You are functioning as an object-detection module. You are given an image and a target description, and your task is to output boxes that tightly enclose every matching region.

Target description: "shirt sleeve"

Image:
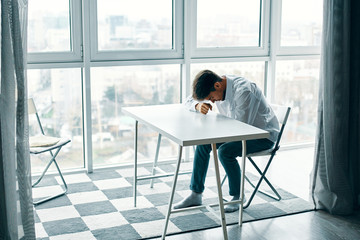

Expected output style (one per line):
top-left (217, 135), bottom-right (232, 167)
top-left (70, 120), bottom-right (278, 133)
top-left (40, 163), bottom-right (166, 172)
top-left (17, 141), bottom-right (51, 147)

top-left (233, 85), bottom-right (280, 143)
top-left (183, 95), bottom-right (199, 112)
top-left (233, 89), bottom-right (260, 125)
top-left (233, 90), bottom-right (250, 123)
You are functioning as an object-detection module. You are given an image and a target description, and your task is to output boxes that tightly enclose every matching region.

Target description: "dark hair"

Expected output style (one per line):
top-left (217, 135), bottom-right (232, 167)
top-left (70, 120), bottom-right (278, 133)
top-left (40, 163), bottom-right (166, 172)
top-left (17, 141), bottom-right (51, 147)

top-left (192, 70), bottom-right (222, 100)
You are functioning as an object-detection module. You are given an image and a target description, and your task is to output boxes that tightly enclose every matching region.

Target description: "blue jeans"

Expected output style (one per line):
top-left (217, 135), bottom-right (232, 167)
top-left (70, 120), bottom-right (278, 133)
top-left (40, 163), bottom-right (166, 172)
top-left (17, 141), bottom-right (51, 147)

top-left (190, 139), bottom-right (274, 196)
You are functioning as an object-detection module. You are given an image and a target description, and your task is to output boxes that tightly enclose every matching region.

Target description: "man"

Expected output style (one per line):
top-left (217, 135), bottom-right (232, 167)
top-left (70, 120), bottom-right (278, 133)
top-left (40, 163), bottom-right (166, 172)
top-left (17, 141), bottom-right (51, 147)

top-left (174, 69), bottom-right (280, 213)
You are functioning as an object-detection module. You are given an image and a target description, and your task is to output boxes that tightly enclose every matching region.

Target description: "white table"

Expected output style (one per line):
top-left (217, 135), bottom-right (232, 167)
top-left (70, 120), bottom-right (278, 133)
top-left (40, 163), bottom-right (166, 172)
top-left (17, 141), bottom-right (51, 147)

top-left (122, 104), bottom-right (269, 240)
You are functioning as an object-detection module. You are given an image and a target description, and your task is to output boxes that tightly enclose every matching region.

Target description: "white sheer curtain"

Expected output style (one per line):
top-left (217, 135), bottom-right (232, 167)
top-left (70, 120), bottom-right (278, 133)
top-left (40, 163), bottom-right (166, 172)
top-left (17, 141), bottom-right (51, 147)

top-left (0, 0), bottom-right (35, 239)
top-left (311, 0), bottom-right (360, 214)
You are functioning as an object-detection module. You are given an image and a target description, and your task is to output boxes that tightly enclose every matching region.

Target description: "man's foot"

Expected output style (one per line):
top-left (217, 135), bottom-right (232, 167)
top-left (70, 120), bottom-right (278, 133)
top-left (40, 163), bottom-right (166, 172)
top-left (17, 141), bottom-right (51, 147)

top-left (224, 195), bottom-right (246, 213)
top-left (173, 191), bottom-right (202, 209)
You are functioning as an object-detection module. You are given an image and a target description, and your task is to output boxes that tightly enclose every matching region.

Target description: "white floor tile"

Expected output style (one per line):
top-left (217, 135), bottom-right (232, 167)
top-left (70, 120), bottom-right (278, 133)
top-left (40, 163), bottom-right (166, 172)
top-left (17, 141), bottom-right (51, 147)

top-left (116, 167), bottom-right (150, 178)
top-left (137, 182), bottom-right (172, 195)
top-left (132, 219), bottom-right (181, 238)
top-left (36, 205), bottom-right (80, 222)
top-left (55, 173), bottom-right (91, 184)
top-left (67, 190), bottom-right (108, 205)
top-left (92, 177), bottom-right (131, 190)
top-left (82, 212), bottom-right (129, 230)
top-left (202, 187), bottom-right (218, 199)
top-left (32, 185), bottom-right (64, 198)
top-left (34, 223), bottom-right (48, 238)
top-left (49, 231), bottom-right (96, 240)
top-left (111, 196), bottom-right (153, 211)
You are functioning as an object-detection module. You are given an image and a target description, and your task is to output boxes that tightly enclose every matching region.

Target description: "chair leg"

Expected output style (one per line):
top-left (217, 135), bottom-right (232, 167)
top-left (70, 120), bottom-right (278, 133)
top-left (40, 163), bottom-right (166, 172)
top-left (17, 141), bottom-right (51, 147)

top-left (221, 155), bottom-right (281, 208)
top-left (32, 147), bottom-right (68, 205)
top-left (247, 156), bottom-right (281, 200)
top-left (221, 174), bottom-right (227, 186)
top-left (243, 156), bottom-right (281, 209)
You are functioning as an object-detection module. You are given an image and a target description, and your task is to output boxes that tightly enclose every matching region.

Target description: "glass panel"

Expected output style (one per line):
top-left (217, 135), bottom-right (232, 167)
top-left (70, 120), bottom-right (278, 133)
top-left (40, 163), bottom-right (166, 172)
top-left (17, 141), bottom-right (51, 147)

top-left (97, 0), bottom-right (173, 51)
top-left (275, 59), bottom-right (320, 144)
top-left (27, 68), bottom-right (83, 173)
top-left (197, 0), bottom-right (261, 48)
top-left (191, 62), bottom-right (265, 92)
top-left (91, 65), bottom-right (180, 166)
top-left (28, 0), bottom-right (71, 52)
top-left (281, 0), bottom-right (323, 47)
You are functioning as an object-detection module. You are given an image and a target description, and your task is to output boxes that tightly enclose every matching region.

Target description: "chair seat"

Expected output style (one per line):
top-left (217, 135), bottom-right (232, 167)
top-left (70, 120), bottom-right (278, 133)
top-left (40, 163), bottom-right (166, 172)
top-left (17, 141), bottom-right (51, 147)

top-left (247, 147), bottom-right (275, 157)
top-left (30, 137), bottom-right (71, 154)
top-left (30, 134), bottom-right (61, 147)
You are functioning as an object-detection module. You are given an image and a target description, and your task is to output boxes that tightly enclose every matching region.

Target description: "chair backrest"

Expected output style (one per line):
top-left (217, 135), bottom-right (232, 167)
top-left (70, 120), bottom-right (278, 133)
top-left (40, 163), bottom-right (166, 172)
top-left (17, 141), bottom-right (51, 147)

top-left (270, 104), bottom-right (291, 125)
top-left (270, 104), bottom-right (291, 150)
top-left (28, 98), bottom-right (45, 134)
top-left (28, 98), bottom-right (37, 115)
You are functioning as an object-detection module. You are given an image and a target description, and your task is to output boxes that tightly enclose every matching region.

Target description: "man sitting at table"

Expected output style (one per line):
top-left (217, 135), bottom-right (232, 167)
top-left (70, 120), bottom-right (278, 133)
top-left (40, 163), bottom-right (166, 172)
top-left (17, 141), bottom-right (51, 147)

top-left (174, 69), bottom-right (280, 213)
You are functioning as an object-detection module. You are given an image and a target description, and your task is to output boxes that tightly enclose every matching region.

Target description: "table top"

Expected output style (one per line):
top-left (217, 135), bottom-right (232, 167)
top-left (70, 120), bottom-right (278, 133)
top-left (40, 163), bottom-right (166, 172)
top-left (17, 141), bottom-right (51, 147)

top-left (122, 104), bottom-right (269, 147)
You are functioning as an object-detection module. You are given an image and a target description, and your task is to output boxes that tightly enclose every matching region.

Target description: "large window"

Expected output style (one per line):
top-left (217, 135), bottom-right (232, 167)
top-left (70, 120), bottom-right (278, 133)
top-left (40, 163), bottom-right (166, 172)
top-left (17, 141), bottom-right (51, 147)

top-left (275, 59), bottom-right (320, 144)
top-left (91, 0), bottom-right (183, 60)
top-left (27, 68), bottom-right (83, 173)
top-left (28, 0), bottom-right (71, 52)
top-left (90, 65), bottom-right (181, 166)
top-left (193, 0), bottom-right (268, 58)
top-left (27, 0), bottom-right (323, 172)
top-left (27, 0), bottom-right (81, 63)
top-left (281, 0), bottom-right (323, 47)
top-left (97, 0), bottom-right (172, 51)
top-left (197, 0), bottom-right (261, 48)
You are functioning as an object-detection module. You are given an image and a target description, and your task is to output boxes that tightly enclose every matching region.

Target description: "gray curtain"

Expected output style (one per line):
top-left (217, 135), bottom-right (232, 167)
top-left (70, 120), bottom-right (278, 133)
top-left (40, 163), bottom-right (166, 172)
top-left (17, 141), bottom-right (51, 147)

top-left (311, 0), bottom-right (360, 214)
top-left (0, 0), bottom-right (35, 239)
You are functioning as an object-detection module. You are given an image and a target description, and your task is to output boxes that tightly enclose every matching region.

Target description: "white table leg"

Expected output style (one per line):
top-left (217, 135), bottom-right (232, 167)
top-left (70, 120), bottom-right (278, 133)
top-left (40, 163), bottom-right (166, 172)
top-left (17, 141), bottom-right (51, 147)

top-left (150, 133), bottom-right (162, 188)
top-left (162, 145), bottom-right (183, 239)
top-left (133, 120), bottom-right (138, 207)
top-left (239, 140), bottom-right (247, 226)
top-left (211, 143), bottom-right (228, 240)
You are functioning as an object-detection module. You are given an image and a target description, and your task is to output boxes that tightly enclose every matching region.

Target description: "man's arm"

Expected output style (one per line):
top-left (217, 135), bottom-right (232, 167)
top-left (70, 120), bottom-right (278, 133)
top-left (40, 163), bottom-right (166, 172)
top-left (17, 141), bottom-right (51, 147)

top-left (183, 95), bottom-right (212, 114)
top-left (196, 102), bottom-right (212, 114)
top-left (233, 90), bottom-right (254, 124)
top-left (183, 95), bottom-right (198, 112)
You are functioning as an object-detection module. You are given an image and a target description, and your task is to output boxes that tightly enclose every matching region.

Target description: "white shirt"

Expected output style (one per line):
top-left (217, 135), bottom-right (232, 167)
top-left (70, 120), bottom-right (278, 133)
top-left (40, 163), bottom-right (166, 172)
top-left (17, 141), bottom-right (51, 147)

top-left (184, 75), bottom-right (280, 143)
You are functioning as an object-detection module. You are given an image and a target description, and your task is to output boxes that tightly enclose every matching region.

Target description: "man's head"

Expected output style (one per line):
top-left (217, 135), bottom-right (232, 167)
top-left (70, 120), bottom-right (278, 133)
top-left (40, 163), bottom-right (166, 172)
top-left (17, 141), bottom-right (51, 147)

top-left (192, 70), bottom-right (226, 102)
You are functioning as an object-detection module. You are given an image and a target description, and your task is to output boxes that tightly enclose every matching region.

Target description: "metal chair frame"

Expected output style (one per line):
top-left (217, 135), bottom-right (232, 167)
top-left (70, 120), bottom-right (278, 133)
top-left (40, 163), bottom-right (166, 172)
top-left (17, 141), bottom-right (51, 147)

top-left (28, 98), bottom-right (70, 205)
top-left (221, 104), bottom-right (291, 209)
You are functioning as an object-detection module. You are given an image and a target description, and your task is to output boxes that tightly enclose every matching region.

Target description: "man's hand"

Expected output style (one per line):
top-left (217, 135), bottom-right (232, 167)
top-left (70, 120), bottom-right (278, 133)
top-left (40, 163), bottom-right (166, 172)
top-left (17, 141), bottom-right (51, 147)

top-left (195, 103), bottom-right (212, 115)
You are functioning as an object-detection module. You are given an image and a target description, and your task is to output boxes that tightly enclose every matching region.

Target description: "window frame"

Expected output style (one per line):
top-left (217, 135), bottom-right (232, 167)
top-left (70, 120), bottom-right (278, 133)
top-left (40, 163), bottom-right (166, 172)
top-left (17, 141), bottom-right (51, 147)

top-left (191, 0), bottom-right (270, 58)
top-left (276, 0), bottom-right (322, 56)
top-left (26, 0), bottom-right (323, 171)
top-left (89, 0), bottom-right (184, 61)
top-left (26, 65), bottom-right (85, 171)
top-left (27, 0), bottom-right (82, 64)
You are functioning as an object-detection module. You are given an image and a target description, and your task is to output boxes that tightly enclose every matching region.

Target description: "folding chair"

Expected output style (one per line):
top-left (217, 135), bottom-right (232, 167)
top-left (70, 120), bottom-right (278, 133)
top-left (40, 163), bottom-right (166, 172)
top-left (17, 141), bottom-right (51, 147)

top-left (28, 98), bottom-right (71, 205)
top-left (221, 104), bottom-right (291, 209)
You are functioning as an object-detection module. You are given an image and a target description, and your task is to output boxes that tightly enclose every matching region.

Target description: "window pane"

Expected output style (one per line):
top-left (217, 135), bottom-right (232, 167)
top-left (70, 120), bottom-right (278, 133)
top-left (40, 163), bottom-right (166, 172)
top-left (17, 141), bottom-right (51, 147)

top-left (28, 0), bottom-right (71, 52)
top-left (91, 65), bottom-right (180, 166)
top-left (27, 68), bottom-right (83, 173)
top-left (275, 59), bottom-right (320, 144)
top-left (281, 0), bottom-right (323, 47)
top-left (197, 0), bottom-right (261, 48)
top-left (97, 0), bottom-right (173, 51)
top-left (191, 62), bottom-right (265, 92)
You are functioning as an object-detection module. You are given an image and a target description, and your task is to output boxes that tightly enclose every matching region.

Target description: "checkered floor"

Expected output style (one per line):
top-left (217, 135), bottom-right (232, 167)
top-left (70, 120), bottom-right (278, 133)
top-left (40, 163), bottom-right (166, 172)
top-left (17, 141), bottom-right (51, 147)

top-left (33, 162), bottom-right (313, 240)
